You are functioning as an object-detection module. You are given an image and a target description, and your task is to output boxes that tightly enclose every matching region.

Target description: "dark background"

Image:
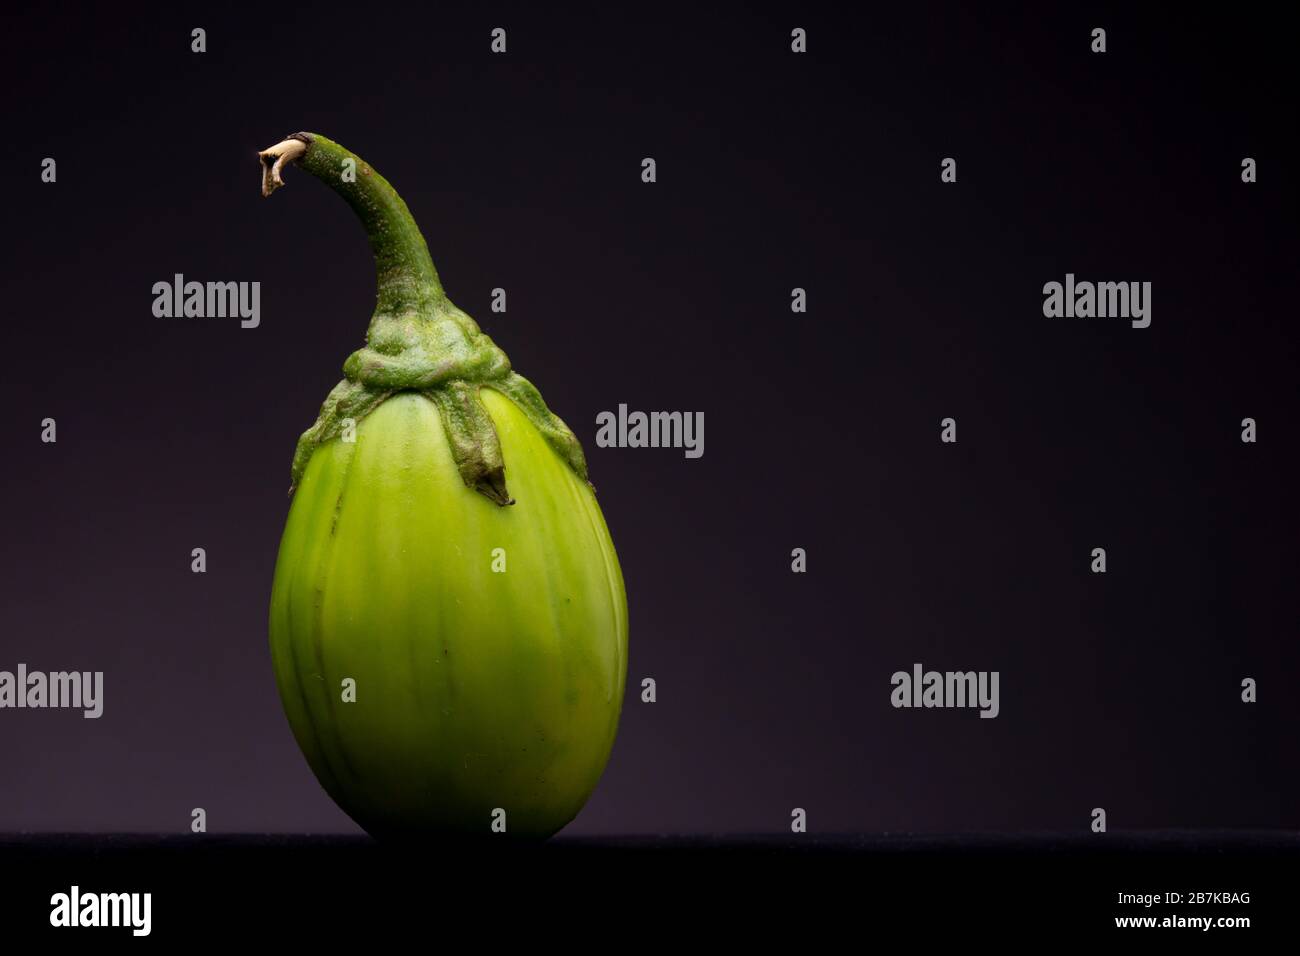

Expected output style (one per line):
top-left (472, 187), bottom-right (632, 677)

top-left (0, 3), bottom-right (1295, 839)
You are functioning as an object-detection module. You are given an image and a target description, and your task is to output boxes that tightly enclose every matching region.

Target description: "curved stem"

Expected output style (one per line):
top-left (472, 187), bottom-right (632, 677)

top-left (259, 132), bottom-right (445, 317)
top-left (260, 130), bottom-right (591, 505)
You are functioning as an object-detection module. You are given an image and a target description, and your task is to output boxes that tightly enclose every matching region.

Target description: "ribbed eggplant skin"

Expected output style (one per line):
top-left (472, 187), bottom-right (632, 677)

top-left (269, 389), bottom-right (628, 839)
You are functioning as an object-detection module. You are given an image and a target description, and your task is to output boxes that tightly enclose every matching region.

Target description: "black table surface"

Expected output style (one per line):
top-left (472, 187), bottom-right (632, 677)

top-left (3, 827), bottom-right (1298, 853)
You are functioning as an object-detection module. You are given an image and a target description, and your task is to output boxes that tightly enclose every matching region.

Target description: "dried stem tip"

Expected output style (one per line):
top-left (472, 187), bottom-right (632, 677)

top-left (258, 138), bottom-right (308, 197)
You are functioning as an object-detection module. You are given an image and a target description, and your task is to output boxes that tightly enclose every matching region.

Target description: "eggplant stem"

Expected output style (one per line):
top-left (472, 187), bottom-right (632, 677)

top-left (259, 130), bottom-right (591, 504)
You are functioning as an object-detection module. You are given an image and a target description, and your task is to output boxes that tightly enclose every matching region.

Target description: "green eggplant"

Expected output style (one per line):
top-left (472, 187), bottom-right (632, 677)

top-left (261, 133), bottom-right (627, 840)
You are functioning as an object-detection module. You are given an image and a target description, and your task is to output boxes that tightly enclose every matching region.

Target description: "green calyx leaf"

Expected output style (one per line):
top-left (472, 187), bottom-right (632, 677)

top-left (258, 132), bottom-right (589, 505)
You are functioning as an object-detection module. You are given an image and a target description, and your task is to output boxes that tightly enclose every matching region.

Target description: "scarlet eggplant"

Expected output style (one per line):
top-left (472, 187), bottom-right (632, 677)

top-left (261, 133), bottom-right (627, 839)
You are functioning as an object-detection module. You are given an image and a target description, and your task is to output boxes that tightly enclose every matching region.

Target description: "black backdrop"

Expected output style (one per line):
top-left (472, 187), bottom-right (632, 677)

top-left (1, 4), bottom-right (1295, 847)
